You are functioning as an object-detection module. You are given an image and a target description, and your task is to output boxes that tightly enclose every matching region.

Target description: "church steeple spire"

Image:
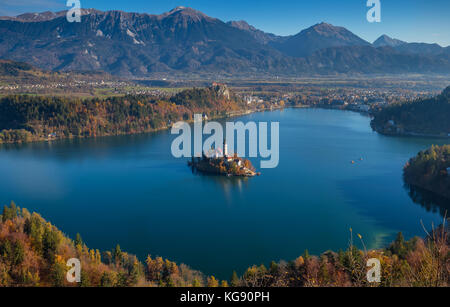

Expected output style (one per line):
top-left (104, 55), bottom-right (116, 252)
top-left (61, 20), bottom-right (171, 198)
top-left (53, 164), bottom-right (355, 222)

top-left (223, 139), bottom-right (228, 157)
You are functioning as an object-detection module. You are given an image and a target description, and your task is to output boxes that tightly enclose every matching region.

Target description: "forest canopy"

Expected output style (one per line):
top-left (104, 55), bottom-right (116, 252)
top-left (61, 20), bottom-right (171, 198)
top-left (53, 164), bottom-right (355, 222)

top-left (0, 84), bottom-right (247, 144)
top-left (371, 86), bottom-right (450, 136)
top-left (403, 145), bottom-right (450, 199)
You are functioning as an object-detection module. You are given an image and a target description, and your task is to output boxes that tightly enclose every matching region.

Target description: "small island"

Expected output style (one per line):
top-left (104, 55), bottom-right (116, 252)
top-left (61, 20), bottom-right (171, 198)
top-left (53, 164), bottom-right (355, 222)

top-left (188, 140), bottom-right (260, 177)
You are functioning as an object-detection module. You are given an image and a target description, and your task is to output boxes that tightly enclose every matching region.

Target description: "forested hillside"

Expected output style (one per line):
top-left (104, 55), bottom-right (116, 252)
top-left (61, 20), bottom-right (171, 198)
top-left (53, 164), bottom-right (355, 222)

top-left (0, 59), bottom-right (115, 85)
top-left (404, 145), bottom-right (450, 199)
top-left (0, 202), bottom-right (209, 287)
top-left (0, 60), bottom-right (35, 77)
top-left (371, 86), bottom-right (450, 136)
top-left (1, 202), bottom-right (448, 287)
top-left (0, 84), bottom-right (247, 144)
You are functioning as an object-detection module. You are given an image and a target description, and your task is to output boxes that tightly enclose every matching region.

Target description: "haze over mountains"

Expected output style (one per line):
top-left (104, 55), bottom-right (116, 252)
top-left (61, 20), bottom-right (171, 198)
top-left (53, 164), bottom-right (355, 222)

top-left (0, 7), bottom-right (449, 77)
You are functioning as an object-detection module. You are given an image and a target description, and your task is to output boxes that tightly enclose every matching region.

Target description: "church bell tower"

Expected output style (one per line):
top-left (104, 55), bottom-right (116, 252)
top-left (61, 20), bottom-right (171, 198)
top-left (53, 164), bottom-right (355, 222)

top-left (223, 139), bottom-right (228, 157)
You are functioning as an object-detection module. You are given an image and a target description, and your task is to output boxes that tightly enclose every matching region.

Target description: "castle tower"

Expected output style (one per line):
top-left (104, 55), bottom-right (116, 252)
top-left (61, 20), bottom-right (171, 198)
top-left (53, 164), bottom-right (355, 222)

top-left (223, 139), bottom-right (228, 157)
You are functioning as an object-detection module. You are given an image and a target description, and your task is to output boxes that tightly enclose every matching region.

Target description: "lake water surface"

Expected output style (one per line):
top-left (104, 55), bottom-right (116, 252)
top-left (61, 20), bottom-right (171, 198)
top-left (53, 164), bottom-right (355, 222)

top-left (0, 108), bottom-right (447, 279)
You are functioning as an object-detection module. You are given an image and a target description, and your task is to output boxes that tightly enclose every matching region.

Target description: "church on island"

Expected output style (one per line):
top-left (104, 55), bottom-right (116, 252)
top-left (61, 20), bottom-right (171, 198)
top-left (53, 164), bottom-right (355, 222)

top-left (188, 140), bottom-right (259, 177)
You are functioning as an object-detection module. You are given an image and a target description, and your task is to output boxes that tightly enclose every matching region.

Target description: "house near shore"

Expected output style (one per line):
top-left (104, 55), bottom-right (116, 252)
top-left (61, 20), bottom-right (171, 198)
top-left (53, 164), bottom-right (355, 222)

top-left (47, 132), bottom-right (57, 139)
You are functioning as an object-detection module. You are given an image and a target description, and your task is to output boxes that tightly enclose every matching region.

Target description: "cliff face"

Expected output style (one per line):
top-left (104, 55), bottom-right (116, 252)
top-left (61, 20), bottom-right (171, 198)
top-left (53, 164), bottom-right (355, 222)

top-left (211, 82), bottom-right (230, 100)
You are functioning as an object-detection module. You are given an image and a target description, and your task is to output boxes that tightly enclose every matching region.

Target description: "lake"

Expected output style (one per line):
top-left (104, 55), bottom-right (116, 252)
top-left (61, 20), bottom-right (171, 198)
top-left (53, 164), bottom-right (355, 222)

top-left (0, 108), bottom-right (447, 279)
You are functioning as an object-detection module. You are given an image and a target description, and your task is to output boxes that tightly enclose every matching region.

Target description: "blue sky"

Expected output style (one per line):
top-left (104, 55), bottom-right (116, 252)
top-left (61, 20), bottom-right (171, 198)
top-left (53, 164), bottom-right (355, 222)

top-left (1, 0), bottom-right (449, 46)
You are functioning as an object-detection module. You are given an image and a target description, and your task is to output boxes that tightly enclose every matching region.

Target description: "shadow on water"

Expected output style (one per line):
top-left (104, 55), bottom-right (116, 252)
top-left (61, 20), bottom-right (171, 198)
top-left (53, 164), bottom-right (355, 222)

top-left (404, 183), bottom-right (450, 218)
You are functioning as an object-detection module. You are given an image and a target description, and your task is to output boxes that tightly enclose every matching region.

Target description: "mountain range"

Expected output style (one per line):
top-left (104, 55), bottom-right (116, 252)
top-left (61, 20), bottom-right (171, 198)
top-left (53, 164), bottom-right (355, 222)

top-left (0, 7), bottom-right (449, 77)
top-left (373, 34), bottom-right (446, 56)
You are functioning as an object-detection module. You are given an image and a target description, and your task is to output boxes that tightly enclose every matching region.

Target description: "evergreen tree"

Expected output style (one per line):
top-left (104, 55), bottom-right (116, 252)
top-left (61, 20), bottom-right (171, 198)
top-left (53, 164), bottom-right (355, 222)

top-left (207, 276), bottom-right (219, 287)
top-left (79, 270), bottom-right (91, 287)
top-left (303, 249), bottom-right (310, 261)
top-left (2, 202), bottom-right (18, 222)
top-left (115, 272), bottom-right (128, 287)
top-left (75, 233), bottom-right (83, 247)
top-left (390, 232), bottom-right (407, 259)
top-left (100, 272), bottom-right (114, 287)
top-left (50, 262), bottom-right (66, 287)
top-left (12, 240), bottom-right (25, 266)
top-left (230, 271), bottom-right (240, 287)
top-left (129, 261), bottom-right (141, 286)
top-left (42, 226), bottom-right (60, 261)
top-left (114, 244), bottom-right (122, 265)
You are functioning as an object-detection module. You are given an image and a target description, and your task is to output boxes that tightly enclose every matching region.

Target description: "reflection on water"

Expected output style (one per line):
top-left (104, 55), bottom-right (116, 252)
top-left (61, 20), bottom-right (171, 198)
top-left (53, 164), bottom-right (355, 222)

top-left (0, 132), bottom-right (169, 161)
top-left (189, 166), bottom-right (250, 202)
top-left (404, 183), bottom-right (450, 217)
